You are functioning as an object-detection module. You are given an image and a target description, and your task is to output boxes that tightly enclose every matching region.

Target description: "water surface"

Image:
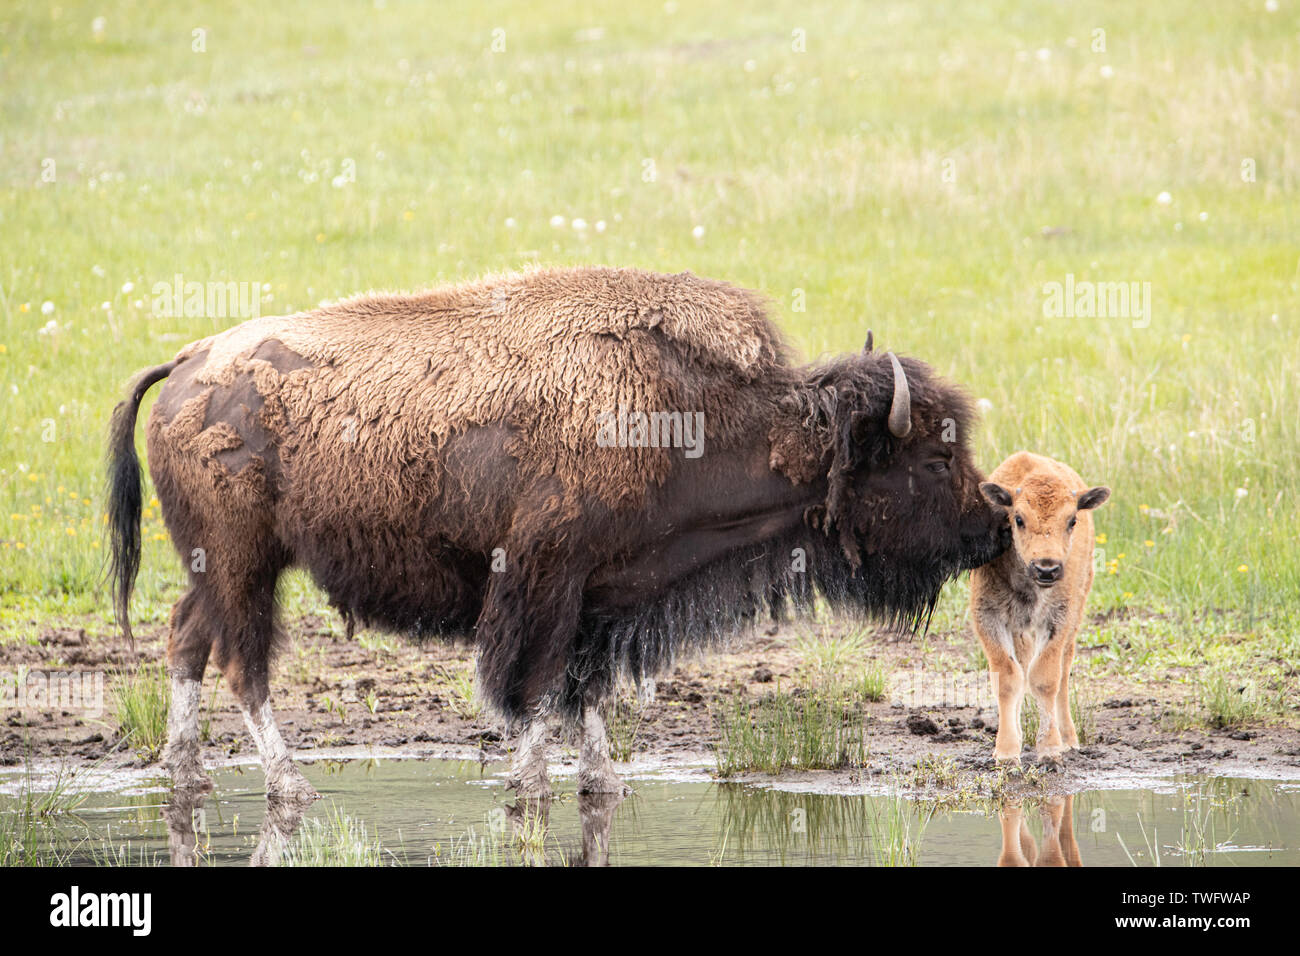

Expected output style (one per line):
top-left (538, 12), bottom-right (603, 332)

top-left (2, 759), bottom-right (1296, 866)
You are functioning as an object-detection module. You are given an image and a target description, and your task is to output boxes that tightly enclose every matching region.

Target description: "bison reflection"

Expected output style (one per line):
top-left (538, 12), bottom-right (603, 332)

top-left (161, 787), bottom-right (624, 867)
top-left (163, 787), bottom-right (311, 867)
top-left (504, 792), bottom-right (625, 867)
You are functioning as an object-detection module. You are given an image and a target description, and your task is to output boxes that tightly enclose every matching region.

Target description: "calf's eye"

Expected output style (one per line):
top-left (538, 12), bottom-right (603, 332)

top-left (1068, 517), bottom-right (1077, 531)
top-left (1014, 515), bottom-right (1025, 528)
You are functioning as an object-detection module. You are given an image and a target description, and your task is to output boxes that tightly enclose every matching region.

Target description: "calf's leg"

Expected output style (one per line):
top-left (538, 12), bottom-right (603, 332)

top-left (979, 629), bottom-right (1025, 766)
top-left (1027, 639), bottom-right (1068, 763)
top-left (1055, 634), bottom-right (1079, 749)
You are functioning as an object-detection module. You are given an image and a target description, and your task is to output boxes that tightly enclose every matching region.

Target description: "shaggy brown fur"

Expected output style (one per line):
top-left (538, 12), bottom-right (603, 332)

top-left (107, 265), bottom-right (1008, 796)
top-left (970, 451), bottom-right (1110, 766)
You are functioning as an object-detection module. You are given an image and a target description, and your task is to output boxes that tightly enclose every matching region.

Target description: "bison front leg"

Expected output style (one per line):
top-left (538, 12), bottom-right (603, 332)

top-left (507, 717), bottom-right (552, 799)
top-left (475, 527), bottom-right (591, 798)
top-left (578, 702), bottom-right (631, 795)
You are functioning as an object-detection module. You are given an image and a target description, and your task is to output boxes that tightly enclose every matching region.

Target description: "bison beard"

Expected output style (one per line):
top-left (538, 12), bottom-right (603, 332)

top-left (106, 266), bottom-right (1004, 799)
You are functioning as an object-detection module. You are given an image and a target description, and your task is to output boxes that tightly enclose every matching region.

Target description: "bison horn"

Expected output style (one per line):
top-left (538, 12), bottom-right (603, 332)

top-left (886, 351), bottom-right (911, 438)
top-left (864, 330), bottom-right (874, 353)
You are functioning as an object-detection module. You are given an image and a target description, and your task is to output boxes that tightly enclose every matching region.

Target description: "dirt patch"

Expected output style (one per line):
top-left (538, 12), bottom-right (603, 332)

top-left (3, 615), bottom-right (1299, 787)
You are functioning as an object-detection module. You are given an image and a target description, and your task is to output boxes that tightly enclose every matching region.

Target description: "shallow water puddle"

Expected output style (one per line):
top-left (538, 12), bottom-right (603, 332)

top-left (2, 760), bottom-right (1298, 866)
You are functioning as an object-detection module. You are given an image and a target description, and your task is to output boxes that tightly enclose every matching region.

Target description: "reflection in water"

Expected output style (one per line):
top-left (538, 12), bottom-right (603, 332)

top-left (997, 795), bottom-right (1083, 867)
top-left (28, 761), bottom-right (1291, 866)
top-left (164, 787), bottom-right (313, 867)
top-left (578, 792), bottom-right (625, 866)
top-left (162, 784), bottom-right (626, 867)
top-left (713, 785), bottom-right (1093, 866)
top-left (500, 791), bottom-right (626, 866)
top-left (161, 788), bottom-right (206, 867)
top-left (716, 785), bottom-right (880, 864)
top-left (250, 796), bottom-right (313, 867)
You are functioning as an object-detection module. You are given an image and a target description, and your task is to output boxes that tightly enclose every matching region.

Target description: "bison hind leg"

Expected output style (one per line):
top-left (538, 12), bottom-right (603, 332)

top-left (205, 549), bottom-right (319, 804)
top-left (162, 588), bottom-right (216, 791)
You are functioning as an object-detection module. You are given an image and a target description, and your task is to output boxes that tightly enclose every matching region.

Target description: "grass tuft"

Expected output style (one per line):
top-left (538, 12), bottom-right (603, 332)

top-left (279, 804), bottom-right (384, 867)
top-left (111, 661), bottom-right (169, 759)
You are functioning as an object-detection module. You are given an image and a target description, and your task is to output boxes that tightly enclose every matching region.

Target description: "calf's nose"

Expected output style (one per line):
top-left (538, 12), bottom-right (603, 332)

top-left (1029, 559), bottom-right (1063, 583)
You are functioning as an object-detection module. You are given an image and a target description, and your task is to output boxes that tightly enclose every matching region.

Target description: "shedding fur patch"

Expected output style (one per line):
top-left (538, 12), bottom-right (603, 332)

top-left (169, 266), bottom-right (788, 519)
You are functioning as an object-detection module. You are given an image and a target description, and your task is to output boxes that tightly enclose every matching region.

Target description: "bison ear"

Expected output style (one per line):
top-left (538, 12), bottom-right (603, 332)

top-left (979, 482), bottom-right (1013, 508)
top-left (1076, 485), bottom-right (1111, 510)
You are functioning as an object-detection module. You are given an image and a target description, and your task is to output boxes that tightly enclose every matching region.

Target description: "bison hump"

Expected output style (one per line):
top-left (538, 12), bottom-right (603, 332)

top-left (165, 266), bottom-right (789, 512)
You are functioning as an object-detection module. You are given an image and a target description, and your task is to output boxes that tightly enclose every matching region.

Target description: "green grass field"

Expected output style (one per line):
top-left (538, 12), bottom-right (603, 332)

top-left (1, 2), bottom-right (1296, 659)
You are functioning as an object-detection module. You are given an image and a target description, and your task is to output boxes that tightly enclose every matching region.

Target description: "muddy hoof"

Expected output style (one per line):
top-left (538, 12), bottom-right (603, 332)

top-left (1036, 752), bottom-right (1065, 771)
top-left (994, 755), bottom-right (1023, 771)
top-left (266, 763), bottom-right (321, 805)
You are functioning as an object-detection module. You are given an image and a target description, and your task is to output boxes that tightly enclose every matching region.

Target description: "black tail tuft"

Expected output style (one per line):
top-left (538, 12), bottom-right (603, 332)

top-left (105, 362), bottom-right (176, 646)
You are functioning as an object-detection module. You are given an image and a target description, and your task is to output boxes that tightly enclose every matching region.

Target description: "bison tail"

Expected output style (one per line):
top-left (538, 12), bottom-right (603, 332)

top-left (105, 361), bottom-right (176, 647)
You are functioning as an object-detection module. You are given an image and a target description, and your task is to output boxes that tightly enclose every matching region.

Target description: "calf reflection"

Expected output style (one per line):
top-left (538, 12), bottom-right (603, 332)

top-left (997, 795), bottom-right (1082, 866)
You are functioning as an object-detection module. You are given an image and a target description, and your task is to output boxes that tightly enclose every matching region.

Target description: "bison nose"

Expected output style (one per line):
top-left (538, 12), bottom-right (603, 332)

top-left (1029, 559), bottom-right (1063, 585)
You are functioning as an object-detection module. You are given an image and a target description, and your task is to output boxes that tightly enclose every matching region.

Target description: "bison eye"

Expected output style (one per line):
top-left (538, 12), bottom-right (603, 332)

top-left (1068, 516), bottom-right (1077, 531)
top-left (925, 460), bottom-right (949, 475)
top-left (1014, 514), bottom-right (1025, 528)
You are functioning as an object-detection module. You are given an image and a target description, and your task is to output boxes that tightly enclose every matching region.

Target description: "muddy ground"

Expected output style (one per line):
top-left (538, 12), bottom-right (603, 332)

top-left (3, 614), bottom-right (1299, 792)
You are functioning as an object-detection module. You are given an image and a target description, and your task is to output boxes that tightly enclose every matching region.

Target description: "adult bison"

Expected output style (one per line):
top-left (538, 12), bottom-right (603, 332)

top-left (107, 266), bottom-right (1007, 801)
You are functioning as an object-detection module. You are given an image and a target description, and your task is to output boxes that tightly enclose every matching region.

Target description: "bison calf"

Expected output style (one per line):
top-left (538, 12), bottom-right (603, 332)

top-left (970, 452), bottom-right (1109, 767)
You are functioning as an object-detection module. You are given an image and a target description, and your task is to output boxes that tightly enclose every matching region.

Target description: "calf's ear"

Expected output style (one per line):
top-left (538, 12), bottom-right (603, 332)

top-left (1076, 485), bottom-right (1111, 510)
top-left (979, 482), bottom-right (1013, 507)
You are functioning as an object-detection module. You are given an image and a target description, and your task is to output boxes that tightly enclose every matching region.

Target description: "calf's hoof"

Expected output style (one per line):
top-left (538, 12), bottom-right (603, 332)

top-left (1035, 751), bottom-right (1066, 771)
